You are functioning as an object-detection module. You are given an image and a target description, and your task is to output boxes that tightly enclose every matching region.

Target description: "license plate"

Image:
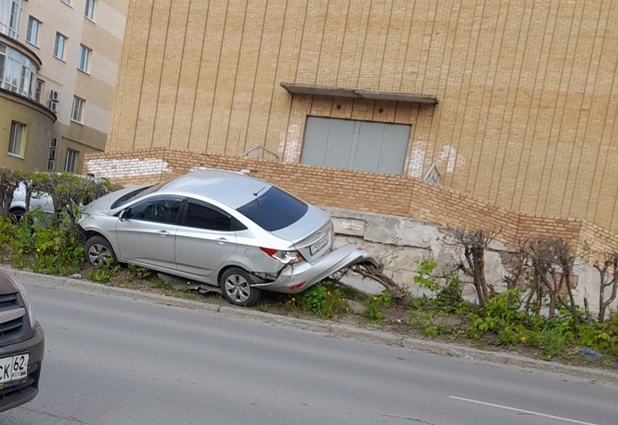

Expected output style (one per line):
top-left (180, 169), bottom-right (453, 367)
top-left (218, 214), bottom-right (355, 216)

top-left (310, 233), bottom-right (329, 255)
top-left (0, 354), bottom-right (28, 383)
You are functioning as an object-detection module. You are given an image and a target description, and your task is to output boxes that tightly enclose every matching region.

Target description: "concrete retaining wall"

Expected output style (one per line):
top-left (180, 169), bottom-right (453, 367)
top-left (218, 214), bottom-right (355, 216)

top-left (327, 207), bottom-right (616, 314)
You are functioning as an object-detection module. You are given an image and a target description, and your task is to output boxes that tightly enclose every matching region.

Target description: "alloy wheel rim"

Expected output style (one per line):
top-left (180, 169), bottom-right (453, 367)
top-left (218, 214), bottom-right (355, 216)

top-left (224, 274), bottom-right (250, 303)
top-left (89, 244), bottom-right (112, 266)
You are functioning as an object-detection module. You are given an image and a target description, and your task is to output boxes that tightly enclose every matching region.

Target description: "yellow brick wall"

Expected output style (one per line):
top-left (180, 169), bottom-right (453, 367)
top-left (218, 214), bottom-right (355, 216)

top-left (85, 147), bottom-right (618, 261)
top-left (107, 0), bottom-right (618, 233)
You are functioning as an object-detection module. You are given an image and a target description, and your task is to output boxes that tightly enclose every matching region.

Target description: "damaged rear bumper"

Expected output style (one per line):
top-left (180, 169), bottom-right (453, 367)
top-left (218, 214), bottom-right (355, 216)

top-left (254, 244), bottom-right (379, 293)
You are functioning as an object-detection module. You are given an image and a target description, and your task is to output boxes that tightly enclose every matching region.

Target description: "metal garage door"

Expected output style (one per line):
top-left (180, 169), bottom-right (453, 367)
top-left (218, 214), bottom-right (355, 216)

top-left (300, 117), bottom-right (410, 175)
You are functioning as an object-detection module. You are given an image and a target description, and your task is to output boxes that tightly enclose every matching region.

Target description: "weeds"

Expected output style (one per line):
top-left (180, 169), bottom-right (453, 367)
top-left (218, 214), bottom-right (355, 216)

top-left (7, 215), bottom-right (84, 275)
top-left (151, 278), bottom-right (174, 292)
top-left (297, 283), bottom-right (347, 319)
top-left (88, 265), bottom-right (120, 283)
top-left (126, 265), bottom-right (154, 281)
top-left (365, 291), bottom-right (393, 323)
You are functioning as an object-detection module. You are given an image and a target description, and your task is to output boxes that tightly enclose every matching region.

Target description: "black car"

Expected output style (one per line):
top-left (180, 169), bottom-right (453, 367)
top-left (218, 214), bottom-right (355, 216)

top-left (0, 271), bottom-right (44, 413)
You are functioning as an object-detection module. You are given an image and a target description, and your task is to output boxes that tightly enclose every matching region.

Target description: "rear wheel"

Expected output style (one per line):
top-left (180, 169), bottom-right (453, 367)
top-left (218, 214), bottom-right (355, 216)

top-left (220, 267), bottom-right (261, 307)
top-left (85, 235), bottom-right (117, 267)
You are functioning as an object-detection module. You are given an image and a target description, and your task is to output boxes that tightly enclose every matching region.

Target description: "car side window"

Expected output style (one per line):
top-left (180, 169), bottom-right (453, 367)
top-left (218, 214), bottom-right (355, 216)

top-left (128, 197), bottom-right (182, 224)
top-left (182, 201), bottom-right (236, 231)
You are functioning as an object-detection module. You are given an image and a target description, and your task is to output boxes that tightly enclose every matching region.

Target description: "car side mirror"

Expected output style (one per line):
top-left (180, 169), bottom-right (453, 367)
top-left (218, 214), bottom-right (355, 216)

top-left (119, 209), bottom-right (130, 222)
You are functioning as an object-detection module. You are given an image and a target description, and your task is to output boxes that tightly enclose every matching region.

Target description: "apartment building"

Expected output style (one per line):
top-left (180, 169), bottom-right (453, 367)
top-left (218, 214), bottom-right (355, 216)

top-left (0, 0), bottom-right (128, 173)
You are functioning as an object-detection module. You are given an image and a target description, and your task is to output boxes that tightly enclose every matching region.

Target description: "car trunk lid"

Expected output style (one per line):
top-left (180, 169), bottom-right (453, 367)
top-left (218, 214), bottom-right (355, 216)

top-left (270, 205), bottom-right (333, 262)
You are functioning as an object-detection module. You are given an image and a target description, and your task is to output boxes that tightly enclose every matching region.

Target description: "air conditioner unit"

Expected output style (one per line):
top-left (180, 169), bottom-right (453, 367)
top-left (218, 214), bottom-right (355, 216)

top-left (49, 90), bottom-right (60, 102)
top-left (48, 101), bottom-right (59, 113)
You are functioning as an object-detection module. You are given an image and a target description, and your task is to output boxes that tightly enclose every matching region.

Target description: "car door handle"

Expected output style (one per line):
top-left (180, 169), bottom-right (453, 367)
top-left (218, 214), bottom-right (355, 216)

top-left (216, 238), bottom-right (229, 245)
top-left (157, 230), bottom-right (170, 237)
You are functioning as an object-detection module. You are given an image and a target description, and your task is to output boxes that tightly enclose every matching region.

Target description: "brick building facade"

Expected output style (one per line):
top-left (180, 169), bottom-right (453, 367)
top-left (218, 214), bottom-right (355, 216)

top-left (91, 1), bottom-right (618, 241)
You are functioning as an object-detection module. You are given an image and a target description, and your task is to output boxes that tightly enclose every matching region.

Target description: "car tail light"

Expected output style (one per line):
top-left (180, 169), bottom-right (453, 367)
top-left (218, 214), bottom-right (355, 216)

top-left (289, 282), bottom-right (305, 291)
top-left (260, 247), bottom-right (302, 264)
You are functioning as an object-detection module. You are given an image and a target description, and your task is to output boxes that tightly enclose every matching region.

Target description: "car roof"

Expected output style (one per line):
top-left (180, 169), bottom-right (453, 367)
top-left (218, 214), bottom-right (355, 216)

top-left (156, 169), bottom-right (273, 209)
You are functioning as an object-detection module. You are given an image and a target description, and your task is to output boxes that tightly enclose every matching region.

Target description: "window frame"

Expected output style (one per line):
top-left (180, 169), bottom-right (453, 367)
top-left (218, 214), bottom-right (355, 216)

top-left (77, 44), bottom-right (91, 73)
top-left (2, 0), bottom-right (21, 39)
top-left (8, 121), bottom-right (25, 157)
top-left (71, 95), bottom-right (84, 123)
top-left (127, 197), bottom-right (184, 225)
top-left (53, 32), bottom-right (67, 61)
top-left (47, 138), bottom-right (57, 171)
top-left (1, 45), bottom-right (36, 98)
top-left (84, 0), bottom-right (96, 21)
top-left (26, 16), bottom-right (41, 46)
top-left (63, 148), bottom-right (78, 173)
top-left (180, 200), bottom-right (240, 232)
top-left (34, 78), bottom-right (43, 102)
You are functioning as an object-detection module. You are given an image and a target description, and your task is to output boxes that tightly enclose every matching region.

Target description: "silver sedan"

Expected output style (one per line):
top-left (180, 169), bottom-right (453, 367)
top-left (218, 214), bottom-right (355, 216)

top-left (78, 170), bottom-right (378, 306)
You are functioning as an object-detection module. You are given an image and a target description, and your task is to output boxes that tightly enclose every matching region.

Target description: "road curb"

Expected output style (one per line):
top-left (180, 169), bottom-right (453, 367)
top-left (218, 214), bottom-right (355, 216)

top-left (4, 264), bottom-right (618, 385)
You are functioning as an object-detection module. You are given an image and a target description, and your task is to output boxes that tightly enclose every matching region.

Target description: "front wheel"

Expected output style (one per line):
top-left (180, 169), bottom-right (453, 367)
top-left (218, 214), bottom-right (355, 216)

top-left (85, 235), bottom-right (117, 267)
top-left (220, 267), bottom-right (261, 307)
top-left (9, 208), bottom-right (25, 224)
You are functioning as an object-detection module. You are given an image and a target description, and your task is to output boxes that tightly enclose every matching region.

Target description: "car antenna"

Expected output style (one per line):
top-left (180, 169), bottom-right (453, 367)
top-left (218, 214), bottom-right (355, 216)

top-left (253, 186), bottom-right (266, 197)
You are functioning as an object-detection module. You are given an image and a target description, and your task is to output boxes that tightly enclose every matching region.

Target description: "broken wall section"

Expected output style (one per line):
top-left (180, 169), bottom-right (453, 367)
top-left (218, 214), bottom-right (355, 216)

top-left (327, 207), bottom-right (617, 314)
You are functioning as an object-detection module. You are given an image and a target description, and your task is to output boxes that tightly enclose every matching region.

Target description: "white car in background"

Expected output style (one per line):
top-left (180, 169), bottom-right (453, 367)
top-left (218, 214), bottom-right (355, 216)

top-left (9, 182), bottom-right (54, 222)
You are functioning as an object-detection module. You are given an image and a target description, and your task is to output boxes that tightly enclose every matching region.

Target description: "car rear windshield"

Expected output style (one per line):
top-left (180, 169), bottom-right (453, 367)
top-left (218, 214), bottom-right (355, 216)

top-left (236, 186), bottom-right (308, 231)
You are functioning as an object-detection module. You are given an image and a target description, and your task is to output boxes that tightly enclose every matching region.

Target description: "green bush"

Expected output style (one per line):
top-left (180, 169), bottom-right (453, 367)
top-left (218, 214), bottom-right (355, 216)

top-left (468, 290), bottom-right (527, 341)
top-left (297, 283), bottom-right (347, 319)
top-left (31, 226), bottom-right (84, 275)
top-left (575, 312), bottom-right (618, 356)
top-left (0, 218), bottom-right (14, 244)
top-left (414, 259), bottom-right (439, 291)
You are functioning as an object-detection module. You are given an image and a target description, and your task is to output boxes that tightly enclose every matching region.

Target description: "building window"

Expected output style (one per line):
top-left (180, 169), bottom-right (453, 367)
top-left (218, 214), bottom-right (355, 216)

top-left (26, 16), bottom-right (40, 45)
top-left (8, 121), bottom-right (25, 157)
top-left (54, 33), bottom-right (67, 60)
top-left (77, 44), bottom-right (91, 73)
top-left (34, 78), bottom-right (43, 102)
top-left (84, 0), bottom-right (96, 20)
top-left (0, 43), bottom-right (36, 98)
top-left (64, 148), bottom-right (78, 172)
top-left (0, 0), bottom-right (21, 39)
top-left (48, 138), bottom-right (57, 170)
top-left (71, 96), bottom-right (84, 122)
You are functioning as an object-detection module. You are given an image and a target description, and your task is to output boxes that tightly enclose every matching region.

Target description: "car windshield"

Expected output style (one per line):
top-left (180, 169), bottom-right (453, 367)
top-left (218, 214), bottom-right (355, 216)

top-left (236, 186), bottom-right (308, 231)
top-left (110, 184), bottom-right (160, 209)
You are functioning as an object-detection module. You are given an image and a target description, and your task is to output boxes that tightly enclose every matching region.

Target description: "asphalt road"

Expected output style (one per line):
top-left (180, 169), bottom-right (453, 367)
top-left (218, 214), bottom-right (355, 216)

top-left (1, 273), bottom-right (617, 425)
